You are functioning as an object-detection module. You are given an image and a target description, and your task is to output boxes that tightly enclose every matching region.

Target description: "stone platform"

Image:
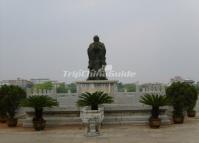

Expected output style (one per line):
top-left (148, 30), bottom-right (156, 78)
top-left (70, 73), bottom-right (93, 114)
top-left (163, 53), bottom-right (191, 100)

top-left (21, 105), bottom-right (171, 127)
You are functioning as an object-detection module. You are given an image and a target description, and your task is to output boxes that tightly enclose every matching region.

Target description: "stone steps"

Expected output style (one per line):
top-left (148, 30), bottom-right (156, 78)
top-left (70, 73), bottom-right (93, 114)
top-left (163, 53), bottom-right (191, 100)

top-left (22, 115), bottom-right (171, 127)
top-left (21, 105), bottom-right (172, 127)
top-left (22, 117), bottom-right (82, 127)
top-left (103, 115), bottom-right (171, 125)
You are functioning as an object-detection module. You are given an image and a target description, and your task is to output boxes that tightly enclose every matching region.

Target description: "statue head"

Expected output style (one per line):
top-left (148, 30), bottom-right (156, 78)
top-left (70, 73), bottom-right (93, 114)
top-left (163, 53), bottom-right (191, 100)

top-left (93, 35), bottom-right (99, 42)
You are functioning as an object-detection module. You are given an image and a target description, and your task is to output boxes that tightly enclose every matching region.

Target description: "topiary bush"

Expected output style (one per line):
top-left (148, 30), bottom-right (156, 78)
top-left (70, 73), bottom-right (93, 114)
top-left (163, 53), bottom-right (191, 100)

top-left (0, 93), bottom-right (7, 122)
top-left (185, 84), bottom-right (198, 117)
top-left (0, 85), bottom-right (26, 120)
top-left (166, 82), bottom-right (197, 122)
top-left (0, 85), bottom-right (26, 126)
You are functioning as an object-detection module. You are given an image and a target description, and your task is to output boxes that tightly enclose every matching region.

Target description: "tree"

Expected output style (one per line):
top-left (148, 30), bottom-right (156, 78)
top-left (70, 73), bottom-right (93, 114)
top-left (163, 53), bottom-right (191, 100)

top-left (33, 81), bottom-right (53, 90)
top-left (117, 82), bottom-right (124, 92)
top-left (166, 82), bottom-right (196, 123)
top-left (0, 93), bottom-right (7, 122)
top-left (56, 83), bottom-right (68, 93)
top-left (185, 84), bottom-right (198, 116)
top-left (0, 85), bottom-right (26, 126)
top-left (124, 83), bottom-right (136, 92)
top-left (67, 83), bottom-right (77, 93)
top-left (117, 83), bottom-right (136, 92)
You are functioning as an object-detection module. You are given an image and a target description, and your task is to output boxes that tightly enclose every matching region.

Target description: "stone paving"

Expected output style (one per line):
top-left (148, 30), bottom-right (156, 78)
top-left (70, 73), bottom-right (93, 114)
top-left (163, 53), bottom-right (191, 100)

top-left (0, 117), bottom-right (199, 143)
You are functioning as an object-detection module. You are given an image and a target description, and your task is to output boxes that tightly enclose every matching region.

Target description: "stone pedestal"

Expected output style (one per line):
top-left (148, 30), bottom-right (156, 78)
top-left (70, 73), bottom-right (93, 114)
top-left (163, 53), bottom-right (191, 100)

top-left (76, 80), bottom-right (118, 96)
top-left (80, 106), bottom-right (104, 137)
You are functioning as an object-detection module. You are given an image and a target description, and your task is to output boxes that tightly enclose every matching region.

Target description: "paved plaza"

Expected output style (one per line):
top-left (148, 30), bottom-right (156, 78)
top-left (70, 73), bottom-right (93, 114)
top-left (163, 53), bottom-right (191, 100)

top-left (0, 117), bottom-right (199, 143)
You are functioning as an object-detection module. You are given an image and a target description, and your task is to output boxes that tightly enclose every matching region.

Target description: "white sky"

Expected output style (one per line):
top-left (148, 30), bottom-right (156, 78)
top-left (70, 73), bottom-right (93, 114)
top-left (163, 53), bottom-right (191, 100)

top-left (0, 0), bottom-right (199, 83)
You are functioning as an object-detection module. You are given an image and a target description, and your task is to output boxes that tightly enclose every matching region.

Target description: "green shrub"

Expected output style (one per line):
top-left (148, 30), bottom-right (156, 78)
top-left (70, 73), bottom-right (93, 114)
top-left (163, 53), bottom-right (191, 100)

top-left (77, 91), bottom-right (113, 110)
top-left (139, 94), bottom-right (170, 118)
top-left (166, 82), bottom-right (194, 117)
top-left (0, 85), bottom-right (26, 119)
top-left (0, 94), bottom-right (7, 120)
top-left (185, 84), bottom-right (198, 112)
top-left (21, 95), bottom-right (58, 120)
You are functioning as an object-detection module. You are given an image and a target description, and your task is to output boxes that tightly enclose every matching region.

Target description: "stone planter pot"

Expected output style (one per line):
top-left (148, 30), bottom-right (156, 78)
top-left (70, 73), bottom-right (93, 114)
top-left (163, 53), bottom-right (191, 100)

top-left (80, 106), bottom-right (104, 136)
top-left (149, 117), bottom-right (161, 129)
top-left (33, 119), bottom-right (46, 131)
top-left (7, 118), bottom-right (18, 127)
top-left (173, 115), bottom-right (184, 124)
top-left (187, 110), bottom-right (196, 117)
top-left (0, 116), bottom-right (7, 123)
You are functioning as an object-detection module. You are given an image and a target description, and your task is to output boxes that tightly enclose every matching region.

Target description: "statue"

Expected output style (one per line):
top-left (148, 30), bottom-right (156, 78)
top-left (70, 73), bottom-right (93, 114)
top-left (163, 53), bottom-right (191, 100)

top-left (87, 35), bottom-right (107, 80)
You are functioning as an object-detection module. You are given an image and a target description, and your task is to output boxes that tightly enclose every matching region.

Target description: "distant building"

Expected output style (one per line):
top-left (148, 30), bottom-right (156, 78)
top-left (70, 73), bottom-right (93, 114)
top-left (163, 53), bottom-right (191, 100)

top-left (30, 78), bottom-right (50, 84)
top-left (140, 83), bottom-right (166, 95)
top-left (196, 82), bottom-right (199, 87)
top-left (0, 80), bottom-right (10, 86)
top-left (184, 79), bottom-right (195, 84)
top-left (170, 76), bottom-right (195, 85)
top-left (0, 78), bottom-right (33, 89)
top-left (170, 76), bottom-right (184, 83)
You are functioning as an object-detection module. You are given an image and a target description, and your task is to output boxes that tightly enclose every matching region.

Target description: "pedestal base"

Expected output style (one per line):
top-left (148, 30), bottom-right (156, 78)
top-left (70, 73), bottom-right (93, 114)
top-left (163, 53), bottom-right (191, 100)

top-left (76, 80), bottom-right (118, 96)
top-left (80, 106), bottom-right (104, 137)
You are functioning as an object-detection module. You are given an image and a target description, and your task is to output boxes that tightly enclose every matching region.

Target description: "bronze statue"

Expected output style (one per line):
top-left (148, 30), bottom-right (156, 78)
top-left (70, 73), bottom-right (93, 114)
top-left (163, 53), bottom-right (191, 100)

top-left (87, 35), bottom-right (107, 80)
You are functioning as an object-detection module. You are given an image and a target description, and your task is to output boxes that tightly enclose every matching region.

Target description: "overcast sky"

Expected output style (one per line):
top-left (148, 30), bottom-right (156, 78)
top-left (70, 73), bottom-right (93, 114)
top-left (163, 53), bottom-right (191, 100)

top-left (0, 0), bottom-right (199, 83)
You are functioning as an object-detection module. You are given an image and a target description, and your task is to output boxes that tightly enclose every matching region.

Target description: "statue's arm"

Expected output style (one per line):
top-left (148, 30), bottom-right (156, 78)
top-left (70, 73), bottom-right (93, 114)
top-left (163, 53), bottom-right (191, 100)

top-left (88, 44), bottom-right (94, 59)
top-left (87, 45), bottom-right (93, 69)
top-left (101, 43), bottom-right (106, 65)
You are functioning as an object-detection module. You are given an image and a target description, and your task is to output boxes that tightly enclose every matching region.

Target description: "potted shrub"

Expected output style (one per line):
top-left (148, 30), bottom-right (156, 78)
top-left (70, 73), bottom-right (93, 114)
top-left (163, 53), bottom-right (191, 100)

top-left (77, 91), bottom-right (113, 110)
top-left (0, 95), bottom-right (7, 123)
top-left (0, 85), bottom-right (26, 127)
top-left (21, 95), bottom-right (58, 131)
top-left (166, 82), bottom-right (189, 124)
top-left (77, 91), bottom-right (113, 136)
top-left (139, 94), bottom-right (170, 128)
top-left (185, 84), bottom-right (198, 117)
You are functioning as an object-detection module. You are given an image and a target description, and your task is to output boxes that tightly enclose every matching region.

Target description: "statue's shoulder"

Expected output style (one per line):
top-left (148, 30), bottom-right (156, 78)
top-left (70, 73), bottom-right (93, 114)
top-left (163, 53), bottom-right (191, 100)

top-left (99, 42), bottom-right (105, 49)
top-left (89, 43), bottom-right (95, 48)
top-left (88, 42), bottom-right (105, 49)
top-left (88, 43), bottom-right (94, 50)
top-left (94, 42), bottom-right (105, 48)
top-left (99, 42), bottom-right (104, 46)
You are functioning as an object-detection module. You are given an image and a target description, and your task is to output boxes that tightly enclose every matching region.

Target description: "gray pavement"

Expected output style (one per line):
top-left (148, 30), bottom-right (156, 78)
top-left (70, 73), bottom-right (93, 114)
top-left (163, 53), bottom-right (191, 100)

top-left (0, 117), bottom-right (199, 143)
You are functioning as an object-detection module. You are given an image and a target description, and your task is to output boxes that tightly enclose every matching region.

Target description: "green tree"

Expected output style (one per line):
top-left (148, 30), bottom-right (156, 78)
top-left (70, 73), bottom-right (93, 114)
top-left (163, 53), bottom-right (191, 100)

top-left (0, 85), bottom-right (26, 119)
top-left (117, 83), bottom-right (136, 92)
top-left (124, 83), bottom-right (136, 92)
top-left (56, 83), bottom-right (68, 93)
top-left (166, 82), bottom-right (192, 117)
top-left (0, 93), bottom-right (7, 122)
top-left (195, 84), bottom-right (199, 93)
top-left (33, 81), bottom-right (53, 90)
top-left (185, 84), bottom-right (198, 113)
top-left (67, 83), bottom-right (77, 93)
top-left (117, 82), bottom-right (124, 92)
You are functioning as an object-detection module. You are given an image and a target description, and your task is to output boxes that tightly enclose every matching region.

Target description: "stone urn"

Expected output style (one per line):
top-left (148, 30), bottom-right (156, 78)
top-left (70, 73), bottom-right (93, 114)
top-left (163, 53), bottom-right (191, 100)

top-left (80, 106), bottom-right (104, 137)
